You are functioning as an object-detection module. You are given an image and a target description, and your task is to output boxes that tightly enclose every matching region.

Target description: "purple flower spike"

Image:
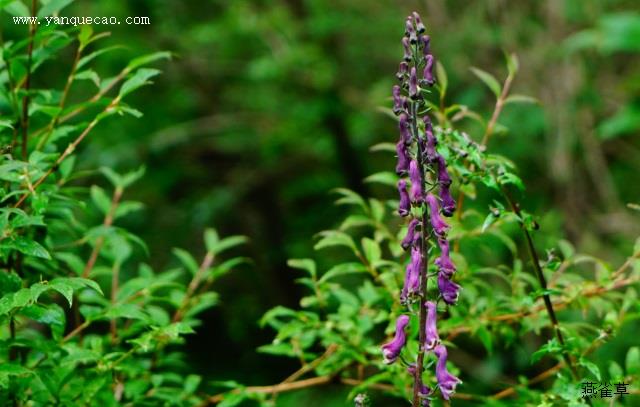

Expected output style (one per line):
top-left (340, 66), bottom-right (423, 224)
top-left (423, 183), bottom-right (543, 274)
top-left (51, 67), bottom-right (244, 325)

top-left (434, 345), bottom-right (462, 400)
top-left (395, 142), bottom-right (410, 175)
top-left (420, 35), bottom-right (431, 56)
top-left (409, 160), bottom-right (424, 203)
top-left (423, 54), bottom-right (435, 86)
top-left (426, 194), bottom-right (450, 236)
top-left (401, 218), bottom-right (420, 250)
top-left (399, 113), bottom-right (411, 145)
top-left (396, 61), bottom-right (409, 81)
top-left (424, 301), bottom-right (440, 350)
top-left (438, 272), bottom-right (460, 305)
top-left (435, 239), bottom-right (456, 277)
top-left (402, 37), bottom-right (412, 62)
top-left (381, 315), bottom-right (410, 364)
top-left (398, 179), bottom-right (411, 217)
top-left (436, 155), bottom-right (452, 186)
top-left (409, 67), bottom-right (419, 99)
top-left (412, 12), bottom-right (426, 34)
top-left (440, 185), bottom-right (456, 217)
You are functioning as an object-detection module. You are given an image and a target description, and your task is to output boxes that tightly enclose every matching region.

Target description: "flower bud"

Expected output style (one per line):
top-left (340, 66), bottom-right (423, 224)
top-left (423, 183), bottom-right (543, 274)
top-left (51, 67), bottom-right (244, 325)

top-left (399, 113), bottom-right (412, 145)
top-left (401, 249), bottom-right (421, 302)
top-left (436, 154), bottom-right (452, 186)
top-left (405, 18), bottom-right (418, 44)
top-left (420, 35), bottom-right (431, 56)
top-left (393, 85), bottom-right (404, 115)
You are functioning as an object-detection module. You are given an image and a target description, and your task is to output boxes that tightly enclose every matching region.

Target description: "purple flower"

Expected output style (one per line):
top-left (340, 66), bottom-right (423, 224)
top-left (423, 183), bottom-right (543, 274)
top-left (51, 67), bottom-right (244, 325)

top-left (420, 35), bottom-right (431, 56)
top-left (393, 85), bottom-right (403, 115)
top-left (409, 67), bottom-right (419, 99)
top-left (434, 345), bottom-right (461, 400)
top-left (405, 18), bottom-right (417, 44)
top-left (395, 141), bottom-right (410, 175)
top-left (381, 315), bottom-right (410, 364)
top-left (412, 12), bottom-right (426, 34)
top-left (424, 301), bottom-right (440, 350)
top-left (422, 116), bottom-right (437, 162)
top-left (436, 155), bottom-right (452, 186)
top-left (423, 54), bottom-right (435, 86)
top-left (434, 239), bottom-right (456, 277)
top-left (409, 160), bottom-right (424, 203)
top-left (440, 185), bottom-right (456, 217)
top-left (426, 193), bottom-right (449, 236)
top-left (438, 272), bottom-right (460, 305)
top-left (398, 179), bottom-right (411, 217)
top-left (401, 255), bottom-right (420, 302)
top-left (401, 218), bottom-right (420, 250)
top-left (402, 37), bottom-right (412, 61)
top-left (399, 113), bottom-right (411, 145)
top-left (396, 61), bottom-right (409, 81)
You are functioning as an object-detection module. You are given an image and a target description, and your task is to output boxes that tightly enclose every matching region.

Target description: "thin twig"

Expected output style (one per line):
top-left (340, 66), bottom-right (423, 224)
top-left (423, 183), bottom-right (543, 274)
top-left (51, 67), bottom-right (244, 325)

top-left (172, 251), bottom-right (215, 322)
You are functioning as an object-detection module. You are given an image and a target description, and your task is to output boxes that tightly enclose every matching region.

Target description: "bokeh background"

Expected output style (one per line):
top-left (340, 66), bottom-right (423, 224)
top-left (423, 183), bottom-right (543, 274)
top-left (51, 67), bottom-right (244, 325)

top-left (8, 0), bottom-right (639, 404)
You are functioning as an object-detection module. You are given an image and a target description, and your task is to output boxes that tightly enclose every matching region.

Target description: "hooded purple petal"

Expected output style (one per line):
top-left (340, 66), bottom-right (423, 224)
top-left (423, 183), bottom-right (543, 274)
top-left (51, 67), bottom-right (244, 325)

top-left (409, 67), bottom-right (419, 99)
top-left (423, 54), bottom-right (435, 86)
top-left (405, 18), bottom-right (418, 44)
top-left (436, 154), bottom-right (452, 186)
top-left (412, 12), bottom-right (426, 34)
top-left (426, 194), bottom-right (450, 236)
top-left (422, 116), bottom-right (437, 162)
top-left (434, 239), bottom-right (456, 277)
top-left (399, 113), bottom-right (412, 145)
top-left (409, 160), bottom-right (424, 203)
top-left (424, 301), bottom-right (440, 350)
top-left (381, 315), bottom-right (410, 364)
top-left (401, 257), bottom-right (420, 303)
top-left (434, 345), bottom-right (461, 400)
top-left (396, 61), bottom-right (409, 81)
top-left (440, 185), bottom-right (456, 217)
top-left (402, 37), bottom-right (412, 61)
top-left (398, 179), bottom-right (411, 217)
top-left (438, 272), bottom-right (460, 305)
top-left (396, 141), bottom-right (410, 175)
top-left (420, 35), bottom-right (431, 56)
top-left (401, 218), bottom-right (420, 250)
top-left (393, 85), bottom-right (403, 115)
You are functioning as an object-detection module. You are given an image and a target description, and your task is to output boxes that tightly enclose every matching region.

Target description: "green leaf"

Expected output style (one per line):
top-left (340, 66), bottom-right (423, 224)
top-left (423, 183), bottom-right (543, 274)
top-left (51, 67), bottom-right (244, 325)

top-left (2, 237), bottom-right (51, 259)
top-left (314, 230), bottom-right (358, 254)
top-left (126, 51), bottom-right (172, 71)
top-left (470, 67), bottom-right (501, 98)
top-left (626, 347), bottom-right (640, 375)
top-left (361, 238), bottom-right (381, 264)
top-left (287, 259), bottom-right (316, 279)
top-left (119, 68), bottom-right (161, 98)
top-left (208, 235), bottom-right (248, 255)
top-left (579, 358), bottom-right (601, 381)
top-left (37, 0), bottom-right (73, 18)
top-left (90, 185), bottom-right (111, 214)
top-left (319, 262), bottom-right (368, 283)
top-left (475, 325), bottom-right (493, 354)
top-left (51, 280), bottom-right (74, 307)
top-left (504, 94), bottom-right (539, 105)
top-left (204, 228), bottom-right (220, 252)
top-left (173, 248), bottom-right (199, 276)
top-left (505, 52), bottom-right (519, 77)
top-left (363, 171), bottom-right (397, 187)
top-left (436, 61), bottom-right (448, 98)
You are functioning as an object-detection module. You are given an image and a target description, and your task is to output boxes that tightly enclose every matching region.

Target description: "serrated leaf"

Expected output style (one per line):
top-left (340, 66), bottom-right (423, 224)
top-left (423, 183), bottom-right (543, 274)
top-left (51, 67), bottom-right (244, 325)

top-left (470, 67), bottom-right (501, 98)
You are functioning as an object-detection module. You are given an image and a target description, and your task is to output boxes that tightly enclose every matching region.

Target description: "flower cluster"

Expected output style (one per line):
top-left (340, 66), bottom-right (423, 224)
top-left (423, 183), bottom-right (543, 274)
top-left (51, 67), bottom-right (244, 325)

top-left (381, 11), bottom-right (461, 405)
